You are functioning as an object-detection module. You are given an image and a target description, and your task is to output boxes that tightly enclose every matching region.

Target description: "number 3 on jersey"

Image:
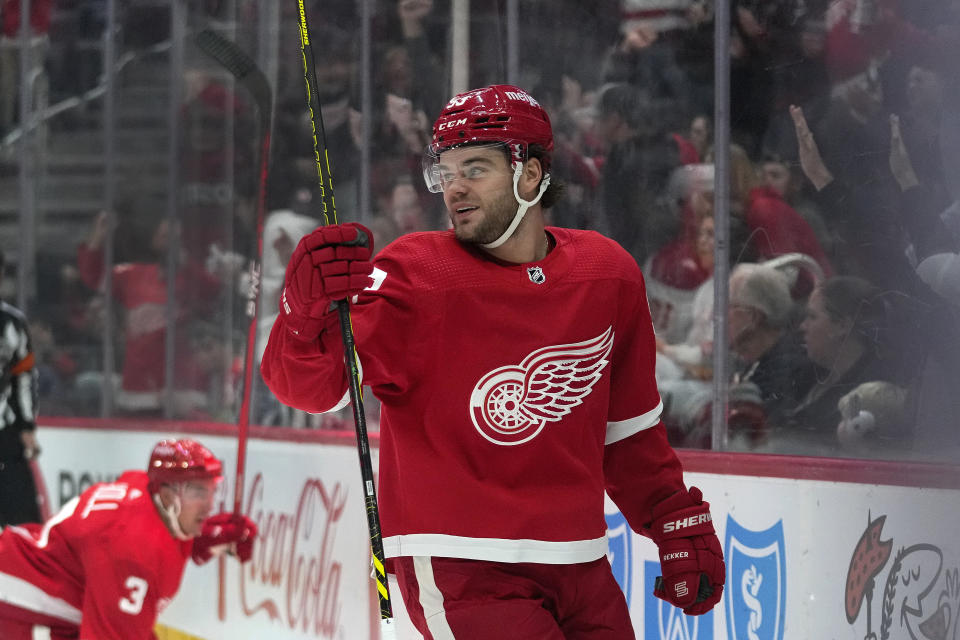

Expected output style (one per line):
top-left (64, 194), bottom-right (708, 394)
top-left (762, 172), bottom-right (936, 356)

top-left (119, 575), bottom-right (148, 614)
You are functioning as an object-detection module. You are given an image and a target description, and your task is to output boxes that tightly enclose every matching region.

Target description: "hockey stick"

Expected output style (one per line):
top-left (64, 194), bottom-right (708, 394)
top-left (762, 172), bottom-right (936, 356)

top-left (196, 29), bottom-right (272, 516)
top-left (295, 3), bottom-right (396, 635)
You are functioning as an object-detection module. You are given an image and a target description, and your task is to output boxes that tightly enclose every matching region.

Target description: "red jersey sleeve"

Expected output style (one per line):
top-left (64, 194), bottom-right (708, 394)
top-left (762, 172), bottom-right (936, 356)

top-left (261, 235), bottom-right (431, 413)
top-left (604, 425), bottom-right (685, 535)
top-left (605, 261), bottom-right (663, 433)
top-left (260, 318), bottom-right (350, 413)
top-left (603, 262), bottom-right (685, 534)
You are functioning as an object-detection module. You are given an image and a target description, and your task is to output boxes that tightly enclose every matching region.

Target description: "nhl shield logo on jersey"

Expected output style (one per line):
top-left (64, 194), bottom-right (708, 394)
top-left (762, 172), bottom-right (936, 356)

top-left (468, 328), bottom-right (614, 445)
top-left (724, 516), bottom-right (786, 640)
top-left (527, 266), bottom-right (546, 284)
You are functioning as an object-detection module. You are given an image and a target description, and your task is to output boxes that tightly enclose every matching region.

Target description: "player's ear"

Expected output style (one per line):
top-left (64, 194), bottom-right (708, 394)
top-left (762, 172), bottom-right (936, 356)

top-left (519, 157), bottom-right (543, 195)
top-left (155, 484), bottom-right (175, 506)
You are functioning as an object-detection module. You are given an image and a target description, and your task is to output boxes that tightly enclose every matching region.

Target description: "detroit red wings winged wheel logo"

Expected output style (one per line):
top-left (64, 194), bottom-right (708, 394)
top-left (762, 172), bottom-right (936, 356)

top-left (469, 328), bottom-right (614, 445)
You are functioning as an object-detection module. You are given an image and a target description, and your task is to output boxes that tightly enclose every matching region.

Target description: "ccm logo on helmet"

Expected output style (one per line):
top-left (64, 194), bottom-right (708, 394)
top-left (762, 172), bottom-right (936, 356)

top-left (662, 513), bottom-right (712, 533)
top-left (504, 90), bottom-right (540, 106)
top-left (438, 117), bottom-right (468, 131)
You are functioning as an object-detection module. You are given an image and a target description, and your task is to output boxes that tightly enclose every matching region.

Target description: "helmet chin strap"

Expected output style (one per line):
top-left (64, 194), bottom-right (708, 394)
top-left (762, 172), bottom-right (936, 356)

top-left (153, 486), bottom-right (192, 540)
top-left (481, 163), bottom-right (551, 250)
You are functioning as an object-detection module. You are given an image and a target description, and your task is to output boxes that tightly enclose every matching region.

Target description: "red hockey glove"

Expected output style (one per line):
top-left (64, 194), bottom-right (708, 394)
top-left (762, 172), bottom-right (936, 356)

top-left (280, 222), bottom-right (374, 341)
top-left (192, 513), bottom-right (258, 565)
top-left (648, 486), bottom-right (725, 615)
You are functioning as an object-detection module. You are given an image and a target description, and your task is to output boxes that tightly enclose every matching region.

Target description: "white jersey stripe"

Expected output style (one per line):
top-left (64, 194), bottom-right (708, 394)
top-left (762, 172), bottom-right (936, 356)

top-left (413, 557), bottom-right (456, 640)
top-left (605, 400), bottom-right (663, 444)
top-left (384, 534), bottom-right (608, 564)
top-left (0, 571), bottom-right (83, 624)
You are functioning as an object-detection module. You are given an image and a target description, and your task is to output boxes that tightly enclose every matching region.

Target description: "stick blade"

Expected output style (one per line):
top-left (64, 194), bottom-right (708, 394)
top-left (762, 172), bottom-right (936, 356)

top-left (196, 29), bottom-right (257, 80)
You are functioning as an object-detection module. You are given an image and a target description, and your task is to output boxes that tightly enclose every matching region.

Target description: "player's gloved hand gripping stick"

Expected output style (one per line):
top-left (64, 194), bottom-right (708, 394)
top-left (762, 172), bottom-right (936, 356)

top-left (292, 3), bottom-right (395, 637)
top-left (648, 486), bottom-right (725, 615)
top-left (192, 513), bottom-right (259, 565)
top-left (281, 223), bottom-right (374, 341)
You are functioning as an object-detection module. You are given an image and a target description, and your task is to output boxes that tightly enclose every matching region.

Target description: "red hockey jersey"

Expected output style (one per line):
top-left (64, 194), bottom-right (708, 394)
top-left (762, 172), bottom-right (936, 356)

top-left (262, 227), bottom-right (685, 564)
top-left (0, 471), bottom-right (192, 639)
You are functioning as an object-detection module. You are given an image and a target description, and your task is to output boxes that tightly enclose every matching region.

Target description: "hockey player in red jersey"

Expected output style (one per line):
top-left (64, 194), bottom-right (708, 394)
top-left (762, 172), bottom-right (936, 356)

top-left (262, 84), bottom-right (724, 638)
top-left (0, 438), bottom-right (257, 640)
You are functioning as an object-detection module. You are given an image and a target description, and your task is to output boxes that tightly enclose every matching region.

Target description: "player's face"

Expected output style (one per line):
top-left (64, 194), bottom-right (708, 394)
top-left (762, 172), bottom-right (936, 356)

top-left (177, 478), bottom-right (218, 537)
top-left (438, 146), bottom-right (518, 245)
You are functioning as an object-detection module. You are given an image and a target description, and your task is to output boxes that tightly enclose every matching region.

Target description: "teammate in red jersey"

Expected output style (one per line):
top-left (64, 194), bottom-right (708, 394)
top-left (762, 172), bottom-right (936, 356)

top-left (262, 84), bottom-right (724, 638)
top-left (0, 438), bottom-right (257, 640)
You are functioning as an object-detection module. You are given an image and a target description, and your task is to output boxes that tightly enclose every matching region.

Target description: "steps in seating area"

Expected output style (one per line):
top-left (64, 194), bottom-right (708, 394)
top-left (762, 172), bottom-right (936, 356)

top-left (0, 45), bottom-right (173, 262)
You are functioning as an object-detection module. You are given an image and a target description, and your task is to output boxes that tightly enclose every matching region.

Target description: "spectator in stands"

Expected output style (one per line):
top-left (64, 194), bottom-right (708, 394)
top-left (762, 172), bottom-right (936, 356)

top-left (811, 56), bottom-right (891, 191)
top-left (727, 262), bottom-right (817, 430)
top-left (386, 176), bottom-right (433, 236)
top-left (759, 153), bottom-right (834, 259)
top-left (603, 0), bottom-right (713, 114)
top-left (374, 0), bottom-right (446, 117)
top-left (602, 6), bottom-right (693, 108)
top-left (273, 21), bottom-right (362, 217)
top-left (770, 15), bottom-right (830, 113)
top-left (790, 102), bottom-right (960, 460)
top-left (783, 276), bottom-right (894, 449)
top-left (896, 59), bottom-right (952, 210)
top-left (721, 144), bottom-right (833, 286)
top-left (647, 208), bottom-right (715, 345)
top-left (672, 114), bottom-right (710, 165)
top-left (657, 255), bottom-right (818, 448)
top-left (595, 82), bottom-right (681, 266)
top-left (365, 1), bottom-right (447, 203)
top-left (76, 208), bottom-right (225, 418)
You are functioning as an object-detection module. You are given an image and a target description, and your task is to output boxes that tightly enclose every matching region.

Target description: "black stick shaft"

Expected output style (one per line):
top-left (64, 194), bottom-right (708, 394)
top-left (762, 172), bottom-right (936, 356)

top-left (295, 0), bottom-right (394, 625)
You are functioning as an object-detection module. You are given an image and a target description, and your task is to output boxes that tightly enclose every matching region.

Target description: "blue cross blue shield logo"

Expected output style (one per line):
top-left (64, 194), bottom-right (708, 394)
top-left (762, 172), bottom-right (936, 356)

top-left (605, 511), bottom-right (632, 604)
top-left (724, 516), bottom-right (786, 640)
top-left (643, 560), bottom-right (715, 639)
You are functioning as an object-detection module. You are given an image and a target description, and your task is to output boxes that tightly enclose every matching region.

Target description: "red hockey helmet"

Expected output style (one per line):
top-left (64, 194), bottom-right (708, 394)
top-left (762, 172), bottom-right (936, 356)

top-left (147, 439), bottom-right (223, 492)
top-left (425, 85), bottom-right (553, 192)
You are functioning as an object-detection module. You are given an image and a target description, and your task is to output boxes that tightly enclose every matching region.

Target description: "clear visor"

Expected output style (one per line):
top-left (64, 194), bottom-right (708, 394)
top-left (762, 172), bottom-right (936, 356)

top-left (421, 142), bottom-right (517, 193)
top-left (177, 476), bottom-right (222, 501)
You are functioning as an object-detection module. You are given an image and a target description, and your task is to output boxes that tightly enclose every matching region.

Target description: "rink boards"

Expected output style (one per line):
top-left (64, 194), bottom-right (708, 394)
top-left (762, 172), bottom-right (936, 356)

top-left (35, 420), bottom-right (960, 640)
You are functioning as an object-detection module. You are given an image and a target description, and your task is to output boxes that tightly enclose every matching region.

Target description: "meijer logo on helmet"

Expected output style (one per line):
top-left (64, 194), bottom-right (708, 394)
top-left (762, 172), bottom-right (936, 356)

top-left (505, 90), bottom-right (540, 106)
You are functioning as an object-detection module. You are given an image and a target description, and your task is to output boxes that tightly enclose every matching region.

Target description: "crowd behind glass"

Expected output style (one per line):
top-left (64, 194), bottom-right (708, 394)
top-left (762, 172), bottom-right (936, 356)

top-left (2, 0), bottom-right (958, 463)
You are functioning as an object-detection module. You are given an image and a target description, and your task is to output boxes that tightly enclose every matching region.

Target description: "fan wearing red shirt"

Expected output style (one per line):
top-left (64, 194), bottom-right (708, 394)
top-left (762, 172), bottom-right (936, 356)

top-left (262, 85), bottom-right (725, 639)
top-left (0, 439), bottom-right (257, 640)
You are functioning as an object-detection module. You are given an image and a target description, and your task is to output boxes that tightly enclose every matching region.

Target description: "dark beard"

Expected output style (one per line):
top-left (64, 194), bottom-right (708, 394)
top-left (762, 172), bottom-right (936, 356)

top-left (454, 190), bottom-right (518, 245)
